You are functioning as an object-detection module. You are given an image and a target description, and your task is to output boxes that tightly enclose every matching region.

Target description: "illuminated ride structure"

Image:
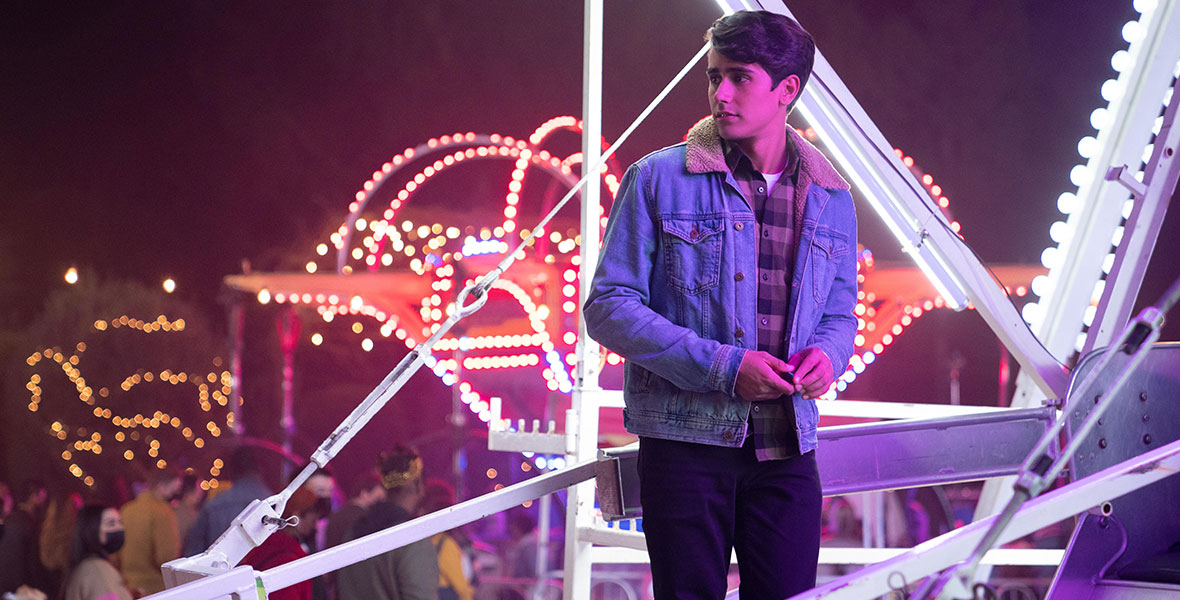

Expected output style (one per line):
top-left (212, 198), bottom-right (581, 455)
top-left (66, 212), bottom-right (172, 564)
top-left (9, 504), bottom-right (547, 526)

top-left (159, 0), bottom-right (1180, 599)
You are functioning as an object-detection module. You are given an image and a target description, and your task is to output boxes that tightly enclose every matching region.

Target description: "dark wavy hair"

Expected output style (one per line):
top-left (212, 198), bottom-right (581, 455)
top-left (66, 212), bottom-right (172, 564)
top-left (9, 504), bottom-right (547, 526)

top-left (706, 10), bottom-right (815, 110)
top-left (68, 504), bottom-right (113, 567)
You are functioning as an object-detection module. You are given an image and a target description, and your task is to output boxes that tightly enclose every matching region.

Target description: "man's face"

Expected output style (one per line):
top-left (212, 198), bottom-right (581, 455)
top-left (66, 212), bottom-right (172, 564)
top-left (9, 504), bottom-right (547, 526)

top-left (162, 478), bottom-right (182, 501)
top-left (307, 473), bottom-right (335, 499)
top-left (706, 48), bottom-right (798, 148)
top-left (360, 485), bottom-right (387, 509)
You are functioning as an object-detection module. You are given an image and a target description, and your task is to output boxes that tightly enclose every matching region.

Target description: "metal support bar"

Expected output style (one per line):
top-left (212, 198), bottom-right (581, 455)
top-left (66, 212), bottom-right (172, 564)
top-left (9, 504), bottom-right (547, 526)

top-left (1084, 73), bottom-right (1180, 354)
top-left (595, 407), bottom-right (1056, 521)
top-left (913, 302), bottom-right (1166, 599)
top-left (584, 387), bottom-right (1019, 420)
top-left (565, 3), bottom-right (605, 594)
top-left (151, 566), bottom-right (259, 600)
top-left (489, 419), bottom-right (566, 455)
top-left (1011, 0), bottom-right (1180, 407)
top-left (150, 460), bottom-right (598, 599)
top-left (780, 436), bottom-right (1180, 600)
top-left (580, 529), bottom-right (1065, 567)
top-left (226, 297), bottom-right (245, 435)
top-left (819, 407), bottom-right (1056, 496)
top-left (165, 272), bottom-right (495, 579)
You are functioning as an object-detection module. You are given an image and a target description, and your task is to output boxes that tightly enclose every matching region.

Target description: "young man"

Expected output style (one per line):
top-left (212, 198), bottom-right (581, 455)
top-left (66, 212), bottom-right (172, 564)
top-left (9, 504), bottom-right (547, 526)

top-left (324, 472), bottom-right (386, 550)
top-left (336, 445), bottom-right (438, 600)
top-left (183, 446), bottom-right (272, 556)
top-left (583, 10), bottom-right (858, 599)
top-left (118, 468), bottom-right (183, 595)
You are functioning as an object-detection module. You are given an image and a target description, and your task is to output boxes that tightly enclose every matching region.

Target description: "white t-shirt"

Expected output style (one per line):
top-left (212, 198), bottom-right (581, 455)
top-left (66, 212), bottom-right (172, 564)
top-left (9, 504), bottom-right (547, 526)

top-left (761, 169), bottom-right (786, 195)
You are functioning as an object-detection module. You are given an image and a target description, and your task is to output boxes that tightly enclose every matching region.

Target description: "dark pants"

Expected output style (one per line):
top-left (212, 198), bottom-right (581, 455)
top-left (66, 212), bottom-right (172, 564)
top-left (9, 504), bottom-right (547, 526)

top-left (638, 436), bottom-right (822, 600)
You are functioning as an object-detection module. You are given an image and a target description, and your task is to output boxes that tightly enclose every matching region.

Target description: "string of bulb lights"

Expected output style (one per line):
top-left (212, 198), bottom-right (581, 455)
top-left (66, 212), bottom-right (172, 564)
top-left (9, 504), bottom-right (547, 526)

top-left (26, 314), bottom-right (233, 491)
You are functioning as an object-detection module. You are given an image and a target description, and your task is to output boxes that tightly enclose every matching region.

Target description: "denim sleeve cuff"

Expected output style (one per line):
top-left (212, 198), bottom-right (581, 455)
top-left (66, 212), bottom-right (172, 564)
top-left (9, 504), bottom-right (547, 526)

top-left (814, 342), bottom-right (848, 378)
top-left (815, 345), bottom-right (837, 376)
top-left (709, 344), bottom-right (747, 396)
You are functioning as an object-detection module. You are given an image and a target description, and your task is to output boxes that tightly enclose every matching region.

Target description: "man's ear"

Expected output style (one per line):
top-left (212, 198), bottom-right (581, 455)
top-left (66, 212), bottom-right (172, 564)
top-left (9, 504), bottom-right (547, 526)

top-left (779, 73), bottom-right (801, 107)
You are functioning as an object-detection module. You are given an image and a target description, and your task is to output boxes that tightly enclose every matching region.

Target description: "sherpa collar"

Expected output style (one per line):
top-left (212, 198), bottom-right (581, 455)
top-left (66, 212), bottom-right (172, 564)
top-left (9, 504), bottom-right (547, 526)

top-left (684, 116), bottom-right (849, 192)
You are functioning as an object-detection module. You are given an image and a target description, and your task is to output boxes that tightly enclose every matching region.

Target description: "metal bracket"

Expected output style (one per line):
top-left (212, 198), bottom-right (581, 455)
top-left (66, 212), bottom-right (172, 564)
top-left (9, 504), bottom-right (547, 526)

top-left (1106, 164), bottom-right (1148, 198)
top-left (488, 418), bottom-right (567, 455)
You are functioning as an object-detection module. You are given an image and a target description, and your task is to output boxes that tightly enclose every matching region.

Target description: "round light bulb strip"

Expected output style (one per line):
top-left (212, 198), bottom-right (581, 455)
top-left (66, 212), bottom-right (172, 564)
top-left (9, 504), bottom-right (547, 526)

top-left (329, 118), bottom-right (622, 275)
top-left (1022, 0), bottom-right (1164, 350)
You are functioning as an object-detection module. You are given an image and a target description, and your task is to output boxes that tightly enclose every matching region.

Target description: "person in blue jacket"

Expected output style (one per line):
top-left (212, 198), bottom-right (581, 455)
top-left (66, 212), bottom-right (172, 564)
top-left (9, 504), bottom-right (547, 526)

top-left (583, 10), bottom-right (858, 599)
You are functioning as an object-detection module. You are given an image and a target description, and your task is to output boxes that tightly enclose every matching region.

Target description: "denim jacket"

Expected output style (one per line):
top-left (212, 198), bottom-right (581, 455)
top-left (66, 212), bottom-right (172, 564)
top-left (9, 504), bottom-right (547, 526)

top-left (583, 118), bottom-right (858, 454)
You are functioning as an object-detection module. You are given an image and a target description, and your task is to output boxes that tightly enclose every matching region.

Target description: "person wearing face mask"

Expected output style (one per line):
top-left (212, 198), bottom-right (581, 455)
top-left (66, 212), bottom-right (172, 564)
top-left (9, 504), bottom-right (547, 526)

top-left (117, 468), bottom-right (182, 596)
top-left (63, 505), bottom-right (133, 600)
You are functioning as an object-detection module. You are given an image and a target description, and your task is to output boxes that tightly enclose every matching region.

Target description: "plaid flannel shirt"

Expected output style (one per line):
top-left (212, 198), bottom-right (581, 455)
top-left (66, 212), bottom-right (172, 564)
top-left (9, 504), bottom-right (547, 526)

top-left (724, 137), bottom-right (802, 461)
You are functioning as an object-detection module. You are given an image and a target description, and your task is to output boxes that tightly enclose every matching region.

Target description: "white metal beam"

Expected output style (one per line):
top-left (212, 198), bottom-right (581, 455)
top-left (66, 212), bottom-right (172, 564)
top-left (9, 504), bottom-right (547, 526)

top-left (776, 437), bottom-right (1180, 600)
top-left (976, 2), bottom-right (1180, 573)
top-left (1084, 72), bottom-right (1180, 353)
top-left (566, 1), bottom-right (605, 598)
top-left (149, 460), bottom-right (597, 599)
top-left (1017, 0), bottom-right (1180, 402)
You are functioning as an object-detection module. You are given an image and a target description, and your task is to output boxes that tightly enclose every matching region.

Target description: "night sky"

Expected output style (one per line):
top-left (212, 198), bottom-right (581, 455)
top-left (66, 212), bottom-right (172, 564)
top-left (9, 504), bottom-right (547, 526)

top-left (3, 2), bottom-right (1177, 489)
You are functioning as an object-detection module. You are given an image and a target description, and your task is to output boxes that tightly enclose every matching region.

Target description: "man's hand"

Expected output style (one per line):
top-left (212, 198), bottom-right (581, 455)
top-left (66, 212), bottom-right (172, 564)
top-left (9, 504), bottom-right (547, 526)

top-left (735, 350), bottom-right (796, 401)
top-left (786, 347), bottom-right (834, 399)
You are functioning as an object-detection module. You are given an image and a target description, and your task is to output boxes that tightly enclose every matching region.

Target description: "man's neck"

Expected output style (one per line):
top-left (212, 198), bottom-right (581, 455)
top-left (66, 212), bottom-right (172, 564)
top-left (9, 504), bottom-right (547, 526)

top-left (394, 497), bottom-right (417, 515)
top-left (732, 128), bottom-right (789, 174)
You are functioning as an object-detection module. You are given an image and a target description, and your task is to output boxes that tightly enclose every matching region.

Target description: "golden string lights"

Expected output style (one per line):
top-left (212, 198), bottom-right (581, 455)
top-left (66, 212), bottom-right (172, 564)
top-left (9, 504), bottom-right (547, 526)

top-left (25, 314), bottom-right (234, 491)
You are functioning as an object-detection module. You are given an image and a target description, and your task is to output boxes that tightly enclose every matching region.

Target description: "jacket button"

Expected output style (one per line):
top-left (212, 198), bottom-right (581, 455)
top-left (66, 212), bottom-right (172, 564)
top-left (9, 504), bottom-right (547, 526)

top-left (690, 228), bottom-right (700, 240)
top-left (734, 223), bottom-right (744, 231)
top-left (722, 430), bottom-right (734, 441)
top-left (752, 405), bottom-right (760, 412)
top-left (735, 328), bottom-right (745, 338)
top-left (735, 272), bottom-right (744, 281)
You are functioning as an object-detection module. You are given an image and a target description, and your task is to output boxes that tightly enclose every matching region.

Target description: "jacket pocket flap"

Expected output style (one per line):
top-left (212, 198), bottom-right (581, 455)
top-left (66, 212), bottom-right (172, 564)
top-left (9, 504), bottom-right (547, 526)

top-left (811, 226), bottom-right (849, 257)
top-left (661, 218), bottom-right (725, 244)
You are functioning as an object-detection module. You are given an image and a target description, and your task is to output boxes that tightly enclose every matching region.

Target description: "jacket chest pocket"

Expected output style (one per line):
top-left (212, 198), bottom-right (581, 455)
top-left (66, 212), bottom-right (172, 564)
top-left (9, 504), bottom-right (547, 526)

top-left (661, 217), bottom-right (724, 294)
top-left (810, 227), bottom-right (850, 302)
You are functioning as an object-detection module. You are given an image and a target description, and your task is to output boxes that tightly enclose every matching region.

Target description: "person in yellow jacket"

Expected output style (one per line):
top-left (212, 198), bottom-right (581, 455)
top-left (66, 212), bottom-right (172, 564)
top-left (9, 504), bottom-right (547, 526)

top-left (421, 480), bottom-right (473, 600)
top-left (116, 468), bottom-right (182, 596)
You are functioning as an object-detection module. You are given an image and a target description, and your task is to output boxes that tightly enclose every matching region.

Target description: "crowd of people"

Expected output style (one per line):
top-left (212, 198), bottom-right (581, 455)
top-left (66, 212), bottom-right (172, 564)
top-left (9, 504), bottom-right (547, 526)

top-left (1, 444), bottom-right (549, 600)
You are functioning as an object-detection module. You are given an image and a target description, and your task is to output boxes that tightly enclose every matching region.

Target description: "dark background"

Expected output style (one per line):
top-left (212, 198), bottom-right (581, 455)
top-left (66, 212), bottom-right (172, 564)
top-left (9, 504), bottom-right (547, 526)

top-left (2, 2), bottom-right (1177, 494)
